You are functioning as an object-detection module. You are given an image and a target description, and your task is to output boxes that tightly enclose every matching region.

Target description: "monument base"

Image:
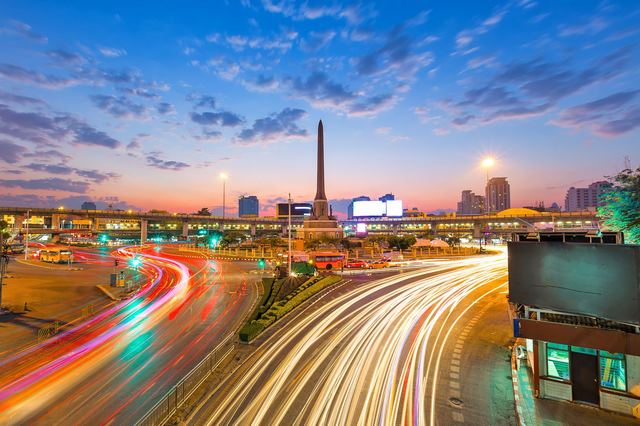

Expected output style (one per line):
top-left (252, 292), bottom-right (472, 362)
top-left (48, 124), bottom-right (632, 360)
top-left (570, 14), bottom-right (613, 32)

top-left (299, 219), bottom-right (343, 240)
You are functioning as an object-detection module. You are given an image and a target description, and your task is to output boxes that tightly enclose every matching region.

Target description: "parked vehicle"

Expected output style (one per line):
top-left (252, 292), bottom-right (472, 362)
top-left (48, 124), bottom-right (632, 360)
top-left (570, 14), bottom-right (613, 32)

top-left (39, 248), bottom-right (73, 264)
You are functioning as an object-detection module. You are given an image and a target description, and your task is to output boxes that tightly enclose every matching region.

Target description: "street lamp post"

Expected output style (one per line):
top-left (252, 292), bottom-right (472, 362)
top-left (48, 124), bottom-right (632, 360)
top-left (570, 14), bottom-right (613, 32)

top-left (24, 209), bottom-right (30, 261)
top-left (220, 172), bottom-right (228, 233)
top-left (288, 193), bottom-right (292, 276)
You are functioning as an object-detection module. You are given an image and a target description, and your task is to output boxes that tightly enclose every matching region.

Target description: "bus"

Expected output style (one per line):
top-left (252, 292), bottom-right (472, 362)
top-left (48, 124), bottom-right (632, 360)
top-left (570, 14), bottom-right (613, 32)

top-left (311, 251), bottom-right (345, 271)
top-left (39, 248), bottom-right (74, 264)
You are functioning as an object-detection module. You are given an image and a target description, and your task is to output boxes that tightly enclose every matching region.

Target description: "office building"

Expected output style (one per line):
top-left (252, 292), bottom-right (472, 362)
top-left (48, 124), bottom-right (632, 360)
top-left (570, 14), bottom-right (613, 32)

top-left (348, 196), bottom-right (371, 219)
top-left (238, 195), bottom-right (259, 218)
top-left (81, 201), bottom-right (97, 210)
top-left (485, 177), bottom-right (510, 213)
top-left (564, 181), bottom-right (610, 212)
top-left (378, 193), bottom-right (395, 202)
top-left (456, 190), bottom-right (485, 215)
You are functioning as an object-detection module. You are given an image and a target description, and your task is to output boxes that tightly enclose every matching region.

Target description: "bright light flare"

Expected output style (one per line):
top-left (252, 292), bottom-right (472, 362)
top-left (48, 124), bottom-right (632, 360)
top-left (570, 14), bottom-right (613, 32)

top-left (219, 172), bottom-right (228, 180)
top-left (481, 157), bottom-right (495, 168)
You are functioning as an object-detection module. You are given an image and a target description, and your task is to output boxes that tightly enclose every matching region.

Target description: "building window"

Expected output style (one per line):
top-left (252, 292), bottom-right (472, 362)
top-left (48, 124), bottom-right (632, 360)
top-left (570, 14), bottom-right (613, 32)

top-left (600, 350), bottom-right (626, 392)
top-left (546, 343), bottom-right (570, 380)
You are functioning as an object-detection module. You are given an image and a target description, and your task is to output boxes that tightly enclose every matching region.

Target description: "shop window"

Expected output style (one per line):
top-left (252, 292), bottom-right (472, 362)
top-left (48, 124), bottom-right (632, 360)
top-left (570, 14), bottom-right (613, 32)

top-left (546, 343), bottom-right (570, 380)
top-left (600, 350), bottom-right (626, 392)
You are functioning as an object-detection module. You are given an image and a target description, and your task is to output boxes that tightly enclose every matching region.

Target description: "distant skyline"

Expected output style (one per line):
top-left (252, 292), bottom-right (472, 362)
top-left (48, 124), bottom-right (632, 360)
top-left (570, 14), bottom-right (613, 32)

top-left (0, 1), bottom-right (639, 216)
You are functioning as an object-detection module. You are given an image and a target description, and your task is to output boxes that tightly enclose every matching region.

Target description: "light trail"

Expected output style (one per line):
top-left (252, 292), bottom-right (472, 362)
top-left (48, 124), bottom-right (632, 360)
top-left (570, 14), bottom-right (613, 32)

top-left (201, 252), bottom-right (508, 425)
top-left (0, 245), bottom-right (254, 425)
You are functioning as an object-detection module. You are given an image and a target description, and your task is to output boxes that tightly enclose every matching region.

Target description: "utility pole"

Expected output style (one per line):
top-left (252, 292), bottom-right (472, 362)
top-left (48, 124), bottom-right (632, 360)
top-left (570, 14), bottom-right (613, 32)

top-left (288, 193), bottom-right (292, 276)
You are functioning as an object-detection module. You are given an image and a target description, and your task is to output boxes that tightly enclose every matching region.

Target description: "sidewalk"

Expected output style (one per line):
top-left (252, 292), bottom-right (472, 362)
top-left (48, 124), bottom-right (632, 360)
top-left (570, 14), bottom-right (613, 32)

top-left (511, 340), bottom-right (638, 425)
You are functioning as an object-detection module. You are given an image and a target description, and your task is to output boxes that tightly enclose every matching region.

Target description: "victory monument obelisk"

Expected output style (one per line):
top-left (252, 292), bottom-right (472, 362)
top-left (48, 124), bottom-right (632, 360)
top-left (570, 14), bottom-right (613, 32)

top-left (300, 120), bottom-right (342, 240)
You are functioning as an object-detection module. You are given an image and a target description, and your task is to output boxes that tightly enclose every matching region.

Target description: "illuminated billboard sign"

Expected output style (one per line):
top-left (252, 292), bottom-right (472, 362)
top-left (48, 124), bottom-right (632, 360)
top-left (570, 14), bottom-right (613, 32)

top-left (386, 200), bottom-right (403, 217)
top-left (353, 200), bottom-right (404, 217)
top-left (353, 201), bottom-right (385, 217)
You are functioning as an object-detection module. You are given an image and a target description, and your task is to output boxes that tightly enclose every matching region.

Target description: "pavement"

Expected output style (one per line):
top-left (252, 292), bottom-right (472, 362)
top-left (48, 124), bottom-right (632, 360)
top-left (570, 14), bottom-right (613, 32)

top-left (0, 254), bottom-right (115, 358)
top-left (512, 339), bottom-right (639, 426)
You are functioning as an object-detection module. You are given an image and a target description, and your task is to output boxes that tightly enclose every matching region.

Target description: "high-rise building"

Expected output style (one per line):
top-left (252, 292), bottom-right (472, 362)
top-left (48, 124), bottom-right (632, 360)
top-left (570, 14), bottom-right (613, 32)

top-left (238, 195), bottom-right (259, 218)
top-left (81, 201), bottom-right (97, 210)
top-left (564, 181), bottom-right (610, 211)
top-left (378, 193), bottom-right (395, 202)
top-left (348, 195), bottom-right (371, 219)
top-left (485, 177), bottom-right (511, 213)
top-left (456, 190), bottom-right (485, 215)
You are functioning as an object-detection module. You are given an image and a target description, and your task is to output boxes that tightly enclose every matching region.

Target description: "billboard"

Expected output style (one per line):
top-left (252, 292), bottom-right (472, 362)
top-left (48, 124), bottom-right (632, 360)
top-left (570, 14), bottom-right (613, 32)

top-left (353, 201), bottom-right (385, 217)
top-left (353, 200), bottom-right (403, 217)
top-left (386, 200), bottom-right (403, 217)
top-left (508, 242), bottom-right (640, 324)
top-left (276, 203), bottom-right (312, 218)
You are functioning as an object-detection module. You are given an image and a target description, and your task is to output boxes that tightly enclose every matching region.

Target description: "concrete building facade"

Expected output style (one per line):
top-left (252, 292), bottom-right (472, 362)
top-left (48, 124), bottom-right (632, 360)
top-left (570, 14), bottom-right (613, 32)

top-left (485, 177), bottom-right (511, 213)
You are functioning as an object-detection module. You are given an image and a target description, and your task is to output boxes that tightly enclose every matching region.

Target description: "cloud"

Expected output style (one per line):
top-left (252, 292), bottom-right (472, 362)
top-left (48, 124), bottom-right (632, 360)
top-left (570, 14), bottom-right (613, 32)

top-left (23, 149), bottom-right (71, 162)
top-left (146, 153), bottom-right (190, 170)
top-left (0, 63), bottom-right (84, 88)
top-left (235, 107), bottom-right (308, 145)
top-left (288, 71), bottom-right (355, 108)
top-left (99, 47), bottom-right (127, 57)
top-left (559, 16), bottom-right (608, 37)
top-left (157, 102), bottom-right (175, 115)
top-left (375, 127), bottom-right (391, 135)
top-left (0, 140), bottom-right (28, 163)
top-left (190, 111), bottom-right (244, 127)
top-left (551, 90), bottom-right (640, 136)
top-left (0, 90), bottom-right (46, 106)
top-left (0, 178), bottom-right (90, 193)
top-left (0, 20), bottom-right (47, 43)
top-left (62, 117), bottom-right (122, 148)
top-left (300, 30), bottom-right (336, 51)
top-left (442, 46), bottom-right (633, 129)
top-left (47, 49), bottom-right (87, 65)
top-left (187, 94), bottom-right (217, 109)
top-left (453, 9), bottom-right (506, 54)
top-left (286, 71), bottom-right (397, 116)
top-left (90, 94), bottom-right (149, 119)
top-left (261, 1), bottom-right (374, 23)
top-left (355, 27), bottom-right (433, 82)
top-left (0, 193), bottom-right (139, 210)
top-left (348, 93), bottom-right (398, 117)
top-left (242, 74), bottom-right (279, 92)
top-left (23, 162), bottom-right (120, 183)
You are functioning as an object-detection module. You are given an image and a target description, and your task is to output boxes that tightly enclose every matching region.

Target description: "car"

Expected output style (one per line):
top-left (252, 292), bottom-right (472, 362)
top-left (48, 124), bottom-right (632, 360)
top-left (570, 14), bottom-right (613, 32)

top-left (368, 259), bottom-right (389, 269)
top-left (345, 259), bottom-right (368, 269)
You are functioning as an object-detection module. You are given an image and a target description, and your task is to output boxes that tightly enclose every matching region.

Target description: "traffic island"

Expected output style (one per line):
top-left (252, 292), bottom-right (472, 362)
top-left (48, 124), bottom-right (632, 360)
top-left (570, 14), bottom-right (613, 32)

top-left (239, 274), bottom-right (342, 343)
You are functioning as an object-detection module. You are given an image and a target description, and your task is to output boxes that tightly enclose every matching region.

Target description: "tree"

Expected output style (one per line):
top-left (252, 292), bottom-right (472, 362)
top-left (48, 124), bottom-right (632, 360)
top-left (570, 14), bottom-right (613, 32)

top-left (196, 207), bottom-right (211, 216)
top-left (598, 167), bottom-right (640, 244)
top-left (0, 220), bottom-right (10, 248)
top-left (387, 235), bottom-right (417, 250)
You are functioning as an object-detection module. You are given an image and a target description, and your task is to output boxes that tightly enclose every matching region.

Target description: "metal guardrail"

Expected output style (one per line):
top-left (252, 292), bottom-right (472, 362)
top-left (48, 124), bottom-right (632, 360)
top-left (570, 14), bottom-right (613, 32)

top-left (135, 338), bottom-right (234, 426)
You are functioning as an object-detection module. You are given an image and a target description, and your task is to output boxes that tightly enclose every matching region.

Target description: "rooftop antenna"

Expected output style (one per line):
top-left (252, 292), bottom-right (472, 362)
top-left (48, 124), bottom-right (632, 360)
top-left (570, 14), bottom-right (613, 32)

top-left (624, 155), bottom-right (631, 170)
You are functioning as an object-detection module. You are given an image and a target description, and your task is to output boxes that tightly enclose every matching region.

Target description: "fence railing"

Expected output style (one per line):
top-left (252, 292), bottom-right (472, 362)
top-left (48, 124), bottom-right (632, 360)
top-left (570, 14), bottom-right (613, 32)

top-left (135, 338), bottom-right (234, 426)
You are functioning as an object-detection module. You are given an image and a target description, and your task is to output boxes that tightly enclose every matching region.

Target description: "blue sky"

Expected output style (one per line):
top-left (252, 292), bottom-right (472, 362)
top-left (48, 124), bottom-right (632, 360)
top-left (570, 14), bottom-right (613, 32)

top-left (0, 0), bottom-right (638, 215)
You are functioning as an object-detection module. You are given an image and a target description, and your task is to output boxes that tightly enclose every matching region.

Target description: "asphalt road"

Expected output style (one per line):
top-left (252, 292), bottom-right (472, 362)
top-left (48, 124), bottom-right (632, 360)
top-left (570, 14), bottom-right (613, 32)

top-left (189, 253), bottom-right (514, 425)
top-left (0, 245), bottom-right (259, 425)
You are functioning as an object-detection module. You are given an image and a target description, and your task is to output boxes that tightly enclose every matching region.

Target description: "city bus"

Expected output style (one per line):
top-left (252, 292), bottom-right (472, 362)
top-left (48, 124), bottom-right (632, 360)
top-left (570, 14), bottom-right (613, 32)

top-left (39, 248), bottom-right (74, 264)
top-left (311, 251), bottom-right (345, 271)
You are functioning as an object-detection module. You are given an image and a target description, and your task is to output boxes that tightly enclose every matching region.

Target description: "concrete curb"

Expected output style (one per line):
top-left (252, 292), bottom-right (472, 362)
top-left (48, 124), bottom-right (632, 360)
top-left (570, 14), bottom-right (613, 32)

top-left (96, 285), bottom-right (118, 301)
top-left (511, 339), bottom-right (526, 426)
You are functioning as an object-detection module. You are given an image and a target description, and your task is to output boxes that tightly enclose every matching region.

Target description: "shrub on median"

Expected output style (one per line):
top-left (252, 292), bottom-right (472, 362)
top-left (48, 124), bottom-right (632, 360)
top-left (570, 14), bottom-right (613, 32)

top-left (239, 321), bottom-right (265, 342)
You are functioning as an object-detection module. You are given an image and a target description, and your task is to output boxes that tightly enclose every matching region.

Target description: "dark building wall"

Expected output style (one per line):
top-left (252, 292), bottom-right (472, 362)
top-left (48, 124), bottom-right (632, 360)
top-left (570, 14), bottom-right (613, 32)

top-left (508, 242), bottom-right (640, 324)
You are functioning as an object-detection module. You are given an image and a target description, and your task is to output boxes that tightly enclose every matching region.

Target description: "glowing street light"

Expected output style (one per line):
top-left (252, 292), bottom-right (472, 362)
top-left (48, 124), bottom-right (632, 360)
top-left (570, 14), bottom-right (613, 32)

top-left (481, 157), bottom-right (495, 182)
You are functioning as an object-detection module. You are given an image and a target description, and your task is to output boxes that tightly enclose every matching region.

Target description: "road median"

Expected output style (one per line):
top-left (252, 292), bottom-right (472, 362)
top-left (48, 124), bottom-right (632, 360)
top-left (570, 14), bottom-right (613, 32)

top-left (239, 274), bottom-right (342, 343)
